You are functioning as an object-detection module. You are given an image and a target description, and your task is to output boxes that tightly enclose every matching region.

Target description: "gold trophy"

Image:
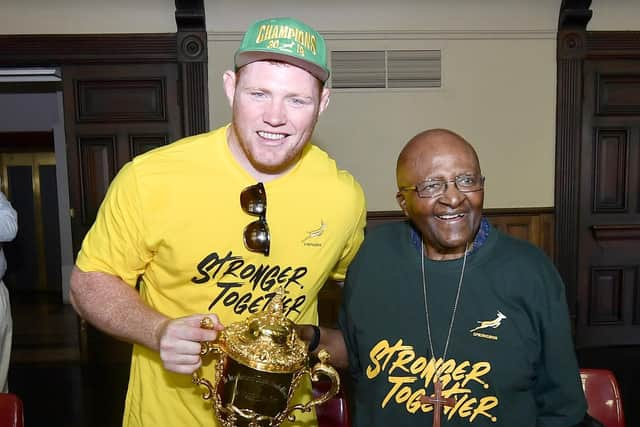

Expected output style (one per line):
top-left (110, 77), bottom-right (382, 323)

top-left (192, 288), bottom-right (340, 426)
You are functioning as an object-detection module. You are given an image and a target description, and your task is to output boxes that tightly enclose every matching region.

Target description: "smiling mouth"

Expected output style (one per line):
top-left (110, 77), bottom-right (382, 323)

top-left (436, 213), bottom-right (466, 220)
top-left (257, 131), bottom-right (288, 141)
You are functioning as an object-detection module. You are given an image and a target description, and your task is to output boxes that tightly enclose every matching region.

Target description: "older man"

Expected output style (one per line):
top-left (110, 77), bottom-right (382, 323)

top-left (334, 129), bottom-right (588, 426)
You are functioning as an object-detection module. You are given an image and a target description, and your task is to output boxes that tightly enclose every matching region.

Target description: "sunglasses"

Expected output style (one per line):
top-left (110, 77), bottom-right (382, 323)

top-left (240, 182), bottom-right (270, 256)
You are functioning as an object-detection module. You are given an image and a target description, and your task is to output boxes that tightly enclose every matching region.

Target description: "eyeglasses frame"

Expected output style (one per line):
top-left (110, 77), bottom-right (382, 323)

top-left (398, 174), bottom-right (485, 199)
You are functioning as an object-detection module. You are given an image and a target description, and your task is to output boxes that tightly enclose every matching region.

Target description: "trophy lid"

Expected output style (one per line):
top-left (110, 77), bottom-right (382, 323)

top-left (220, 287), bottom-right (308, 373)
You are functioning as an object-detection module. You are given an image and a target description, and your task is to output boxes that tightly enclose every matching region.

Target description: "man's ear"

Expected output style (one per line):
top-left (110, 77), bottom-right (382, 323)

top-left (396, 191), bottom-right (409, 216)
top-left (318, 87), bottom-right (330, 114)
top-left (222, 70), bottom-right (237, 108)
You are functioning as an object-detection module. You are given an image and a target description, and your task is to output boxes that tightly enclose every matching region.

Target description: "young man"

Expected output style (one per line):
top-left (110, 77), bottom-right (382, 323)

top-left (336, 129), bottom-right (588, 426)
top-left (70, 17), bottom-right (366, 427)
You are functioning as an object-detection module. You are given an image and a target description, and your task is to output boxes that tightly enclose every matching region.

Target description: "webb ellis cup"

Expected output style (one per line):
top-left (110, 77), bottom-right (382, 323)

top-left (192, 287), bottom-right (340, 426)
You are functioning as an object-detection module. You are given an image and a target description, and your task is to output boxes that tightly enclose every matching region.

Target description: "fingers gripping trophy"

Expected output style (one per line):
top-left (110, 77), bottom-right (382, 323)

top-left (192, 287), bottom-right (340, 427)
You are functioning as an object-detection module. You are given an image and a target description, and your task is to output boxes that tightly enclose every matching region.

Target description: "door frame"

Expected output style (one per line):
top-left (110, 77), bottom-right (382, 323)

top-left (0, 90), bottom-right (74, 300)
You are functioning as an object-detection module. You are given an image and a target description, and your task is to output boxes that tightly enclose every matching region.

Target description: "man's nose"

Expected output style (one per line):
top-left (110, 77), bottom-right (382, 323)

top-left (438, 181), bottom-right (465, 206)
top-left (263, 100), bottom-right (286, 126)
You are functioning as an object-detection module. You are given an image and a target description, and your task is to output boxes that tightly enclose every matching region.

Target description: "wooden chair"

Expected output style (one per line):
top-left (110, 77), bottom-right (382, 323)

top-left (0, 393), bottom-right (24, 427)
top-left (580, 368), bottom-right (626, 427)
top-left (313, 380), bottom-right (349, 427)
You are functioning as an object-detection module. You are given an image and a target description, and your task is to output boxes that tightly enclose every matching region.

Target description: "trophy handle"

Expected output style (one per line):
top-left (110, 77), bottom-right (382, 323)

top-left (284, 349), bottom-right (341, 420)
top-left (192, 317), bottom-right (225, 401)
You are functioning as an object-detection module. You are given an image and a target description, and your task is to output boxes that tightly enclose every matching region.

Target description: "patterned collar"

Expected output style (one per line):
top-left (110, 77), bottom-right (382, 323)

top-left (410, 216), bottom-right (490, 256)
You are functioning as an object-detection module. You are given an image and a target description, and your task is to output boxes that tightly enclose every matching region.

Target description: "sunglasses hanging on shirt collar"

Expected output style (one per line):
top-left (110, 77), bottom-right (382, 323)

top-left (240, 182), bottom-right (270, 256)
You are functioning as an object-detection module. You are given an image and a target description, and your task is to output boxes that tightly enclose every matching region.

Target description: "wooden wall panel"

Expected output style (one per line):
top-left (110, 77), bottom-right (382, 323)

top-left (597, 74), bottom-right (640, 115)
top-left (594, 129), bottom-right (628, 212)
top-left (579, 263), bottom-right (640, 348)
top-left (589, 267), bottom-right (624, 324)
top-left (592, 224), bottom-right (640, 240)
top-left (78, 136), bottom-right (116, 225)
top-left (76, 79), bottom-right (167, 122)
top-left (129, 134), bottom-right (168, 157)
top-left (318, 208), bottom-right (555, 327)
top-left (367, 209), bottom-right (554, 258)
top-left (0, 34), bottom-right (178, 65)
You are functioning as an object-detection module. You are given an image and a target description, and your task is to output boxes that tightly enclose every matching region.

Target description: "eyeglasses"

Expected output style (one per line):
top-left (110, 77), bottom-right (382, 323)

top-left (398, 174), bottom-right (485, 199)
top-left (240, 182), bottom-right (270, 256)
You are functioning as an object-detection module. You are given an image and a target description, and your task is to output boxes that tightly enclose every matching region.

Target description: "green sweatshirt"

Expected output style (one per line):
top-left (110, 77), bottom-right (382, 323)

top-left (339, 221), bottom-right (586, 427)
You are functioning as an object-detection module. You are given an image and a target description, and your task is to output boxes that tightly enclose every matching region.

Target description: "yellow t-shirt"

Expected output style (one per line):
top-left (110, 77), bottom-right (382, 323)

top-left (76, 125), bottom-right (366, 427)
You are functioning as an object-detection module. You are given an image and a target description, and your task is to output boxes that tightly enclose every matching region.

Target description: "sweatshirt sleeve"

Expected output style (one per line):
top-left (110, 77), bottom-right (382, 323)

top-left (534, 259), bottom-right (587, 427)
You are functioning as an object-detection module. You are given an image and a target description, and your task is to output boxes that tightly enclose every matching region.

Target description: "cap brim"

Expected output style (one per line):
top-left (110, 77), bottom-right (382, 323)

top-left (235, 50), bottom-right (329, 83)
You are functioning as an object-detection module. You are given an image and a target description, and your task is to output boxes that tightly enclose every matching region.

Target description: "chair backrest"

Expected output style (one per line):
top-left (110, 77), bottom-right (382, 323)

top-left (312, 380), bottom-right (350, 427)
top-left (0, 393), bottom-right (24, 427)
top-left (579, 368), bottom-right (626, 427)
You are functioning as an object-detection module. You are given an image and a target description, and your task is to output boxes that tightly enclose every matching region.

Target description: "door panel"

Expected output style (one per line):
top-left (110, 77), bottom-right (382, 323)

top-left (577, 60), bottom-right (640, 348)
top-left (63, 64), bottom-right (181, 255)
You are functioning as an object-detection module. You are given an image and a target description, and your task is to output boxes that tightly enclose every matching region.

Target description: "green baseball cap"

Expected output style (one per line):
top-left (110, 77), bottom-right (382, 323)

top-left (235, 17), bottom-right (330, 83)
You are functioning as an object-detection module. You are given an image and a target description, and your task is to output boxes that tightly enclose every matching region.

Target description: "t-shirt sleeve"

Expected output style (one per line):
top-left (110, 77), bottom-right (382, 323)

top-left (329, 182), bottom-right (366, 282)
top-left (75, 161), bottom-right (151, 287)
top-left (534, 259), bottom-right (588, 426)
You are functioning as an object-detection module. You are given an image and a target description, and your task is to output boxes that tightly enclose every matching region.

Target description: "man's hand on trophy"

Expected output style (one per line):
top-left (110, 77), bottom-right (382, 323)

top-left (155, 314), bottom-right (224, 374)
top-left (295, 325), bottom-right (349, 369)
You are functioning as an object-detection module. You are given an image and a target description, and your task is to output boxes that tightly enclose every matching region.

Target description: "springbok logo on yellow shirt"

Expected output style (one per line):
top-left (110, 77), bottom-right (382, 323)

top-left (302, 220), bottom-right (326, 246)
top-left (470, 311), bottom-right (507, 341)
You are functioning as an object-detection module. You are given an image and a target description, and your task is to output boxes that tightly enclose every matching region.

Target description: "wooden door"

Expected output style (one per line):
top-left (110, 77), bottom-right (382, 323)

top-left (62, 63), bottom-right (183, 362)
top-left (576, 59), bottom-right (640, 348)
top-left (63, 64), bottom-right (182, 255)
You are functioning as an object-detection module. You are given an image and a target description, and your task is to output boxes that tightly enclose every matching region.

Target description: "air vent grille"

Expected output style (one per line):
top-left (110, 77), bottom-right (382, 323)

top-left (331, 50), bottom-right (441, 89)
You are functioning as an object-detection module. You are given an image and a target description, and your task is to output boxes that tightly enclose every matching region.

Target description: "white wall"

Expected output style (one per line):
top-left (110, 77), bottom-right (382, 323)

top-left (206, 0), bottom-right (559, 210)
top-left (205, 0), bottom-right (559, 32)
top-left (0, 0), bottom-right (176, 34)
top-left (589, 0), bottom-right (640, 31)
